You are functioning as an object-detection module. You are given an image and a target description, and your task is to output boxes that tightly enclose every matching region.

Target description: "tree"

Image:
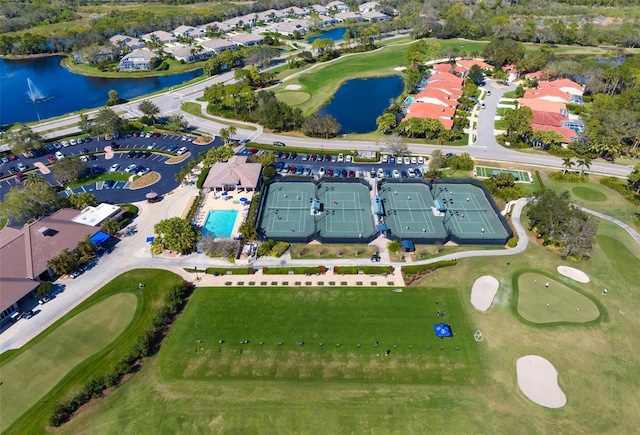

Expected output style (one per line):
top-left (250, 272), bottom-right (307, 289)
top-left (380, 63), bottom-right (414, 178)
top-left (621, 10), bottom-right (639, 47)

top-left (76, 235), bottom-right (96, 262)
top-left (561, 157), bottom-right (575, 174)
top-left (47, 248), bottom-right (80, 276)
top-left (0, 182), bottom-right (57, 223)
top-left (5, 124), bottom-right (44, 155)
top-left (482, 39), bottom-right (525, 67)
top-left (301, 113), bottom-right (341, 139)
top-left (628, 164), bottom-right (640, 195)
top-left (502, 106), bottom-right (533, 145)
top-left (255, 151), bottom-right (276, 167)
top-left (106, 89), bottom-right (120, 106)
top-left (311, 38), bottom-right (335, 57)
top-left (79, 113), bottom-right (92, 135)
top-left (91, 107), bottom-right (123, 136)
top-left (428, 149), bottom-right (447, 175)
top-left (405, 40), bottom-right (426, 67)
top-left (576, 156), bottom-right (592, 175)
top-left (166, 114), bottom-right (188, 132)
top-left (52, 156), bottom-right (86, 184)
top-left (138, 100), bottom-right (160, 124)
top-left (23, 172), bottom-right (45, 188)
top-left (467, 64), bottom-right (485, 85)
top-left (154, 217), bottom-right (199, 254)
top-left (382, 133), bottom-right (408, 156)
top-left (219, 127), bottom-right (237, 144)
top-left (101, 217), bottom-right (121, 236)
top-left (67, 192), bottom-right (98, 210)
top-left (376, 112), bottom-right (397, 134)
top-left (203, 144), bottom-right (235, 167)
top-left (36, 281), bottom-right (53, 298)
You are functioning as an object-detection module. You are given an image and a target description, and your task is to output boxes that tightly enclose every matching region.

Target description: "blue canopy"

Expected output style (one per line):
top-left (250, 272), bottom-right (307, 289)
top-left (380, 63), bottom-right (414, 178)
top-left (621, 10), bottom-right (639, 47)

top-left (90, 231), bottom-right (110, 246)
top-left (401, 240), bottom-right (415, 252)
top-left (434, 323), bottom-right (453, 337)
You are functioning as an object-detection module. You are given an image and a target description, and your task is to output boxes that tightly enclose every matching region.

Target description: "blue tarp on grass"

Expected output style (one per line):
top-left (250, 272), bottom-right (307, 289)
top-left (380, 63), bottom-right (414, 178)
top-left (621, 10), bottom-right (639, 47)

top-left (434, 323), bottom-right (453, 337)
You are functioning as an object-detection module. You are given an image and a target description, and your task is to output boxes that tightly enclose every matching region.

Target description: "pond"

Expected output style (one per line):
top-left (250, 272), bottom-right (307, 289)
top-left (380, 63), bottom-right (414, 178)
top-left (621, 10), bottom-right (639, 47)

top-left (307, 27), bottom-right (347, 43)
top-left (318, 76), bottom-right (403, 134)
top-left (0, 56), bottom-right (202, 126)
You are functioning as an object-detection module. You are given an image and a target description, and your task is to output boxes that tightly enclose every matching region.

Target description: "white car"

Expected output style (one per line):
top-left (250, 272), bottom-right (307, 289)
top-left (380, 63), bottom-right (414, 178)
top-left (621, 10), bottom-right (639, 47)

top-left (176, 146), bottom-right (188, 156)
top-left (147, 143), bottom-right (157, 150)
top-left (417, 156), bottom-right (424, 164)
top-left (109, 163), bottom-right (120, 172)
top-left (318, 167), bottom-right (326, 177)
top-left (145, 132), bottom-right (153, 138)
top-left (17, 162), bottom-right (27, 171)
top-left (377, 168), bottom-right (385, 180)
top-left (137, 167), bottom-right (150, 176)
top-left (69, 139), bottom-right (77, 146)
top-left (381, 154), bottom-right (389, 163)
top-left (61, 141), bottom-right (70, 147)
top-left (392, 169), bottom-right (400, 178)
top-left (407, 168), bottom-right (416, 178)
top-left (403, 157), bottom-right (411, 165)
top-left (55, 151), bottom-right (65, 159)
top-left (337, 153), bottom-right (344, 163)
top-left (411, 156), bottom-right (417, 164)
top-left (125, 163), bottom-right (138, 173)
top-left (76, 138), bottom-right (83, 144)
top-left (345, 155), bottom-right (353, 163)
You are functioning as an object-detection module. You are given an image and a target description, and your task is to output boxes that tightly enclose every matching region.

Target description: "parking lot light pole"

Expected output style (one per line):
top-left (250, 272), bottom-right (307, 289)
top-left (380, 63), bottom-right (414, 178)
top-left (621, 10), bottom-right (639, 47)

top-left (194, 266), bottom-right (201, 281)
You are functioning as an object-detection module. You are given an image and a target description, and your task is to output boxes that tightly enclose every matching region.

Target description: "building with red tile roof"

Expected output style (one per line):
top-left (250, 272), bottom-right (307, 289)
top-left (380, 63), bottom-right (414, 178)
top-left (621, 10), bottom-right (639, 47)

top-left (518, 98), bottom-right (567, 115)
top-left (532, 124), bottom-right (579, 144)
top-left (414, 88), bottom-right (459, 107)
top-left (405, 102), bottom-right (455, 129)
top-left (524, 87), bottom-right (572, 103)
top-left (539, 79), bottom-right (584, 95)
top-left (532, 110), bottom-right (568, 127)
top-left (432, 63), bottom-right (466, 76)
top-left (428, 71), bottom-right (464, 88)
top-left (456, 59), bottom-right (493, 71)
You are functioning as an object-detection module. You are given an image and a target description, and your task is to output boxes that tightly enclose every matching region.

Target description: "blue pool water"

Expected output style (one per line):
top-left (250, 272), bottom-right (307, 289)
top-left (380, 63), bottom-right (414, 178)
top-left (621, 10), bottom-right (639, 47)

top-left (201, 210), bottom-right (238, 239)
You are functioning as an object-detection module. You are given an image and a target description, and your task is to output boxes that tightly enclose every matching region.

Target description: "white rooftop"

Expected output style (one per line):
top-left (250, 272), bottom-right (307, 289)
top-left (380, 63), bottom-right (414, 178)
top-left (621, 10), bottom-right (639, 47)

top-left (72, 203), bottom-right (121, 226)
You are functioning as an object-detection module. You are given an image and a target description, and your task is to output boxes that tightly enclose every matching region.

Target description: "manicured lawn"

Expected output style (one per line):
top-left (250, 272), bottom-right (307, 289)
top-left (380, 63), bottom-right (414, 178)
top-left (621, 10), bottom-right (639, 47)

top-left (0, 293), bottom-right (137, 433)
top-left (181, 102), bottom-right (257, 131)
top-left (571, 186), bottom-right (607, 202)
top-left (515, 272), bottom-right (600, 324)
top-left (2, 269), bottom-right (185, 435)
top-left (159, 286), bottom-right (482, 384)
top-left (45, 218), bottom-right (640, 434)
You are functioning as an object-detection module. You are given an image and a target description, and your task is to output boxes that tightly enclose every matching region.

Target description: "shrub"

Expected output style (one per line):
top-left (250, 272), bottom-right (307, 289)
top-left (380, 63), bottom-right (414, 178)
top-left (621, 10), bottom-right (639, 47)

top-left (600, 177), bottom-right (640, 205)
top-left (548, 171), bottom-right (588, 183)
top-left (548, 146), bottom-right (575, 158)
top-left (387, 240), bottom-right (401, 252)
top-left (507, 237), bottom-right (518, 247)
top-left (535, 170), bottom-right (545, 192)
top-left (196, 167), bottom-right (210, 188)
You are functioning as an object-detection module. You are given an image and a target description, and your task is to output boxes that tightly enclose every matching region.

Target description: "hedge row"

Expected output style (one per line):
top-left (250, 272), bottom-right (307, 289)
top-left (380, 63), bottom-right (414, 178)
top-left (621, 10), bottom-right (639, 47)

top-left (257, 240), bottom-right (290, 257)
top-left (548, 171), bottom-right (588, 183)
top-left (263, 266), bottom-right (328, 275)
top-left (49, 281), bottom-right (193, 427)
top-left (196, 167), bottom-right (211, 189)
top-left (600, 177), bottom-right (640, 205)
top-left (402, 260), bottom-right (458, 283)
top-left (534, 170), bottom-right (545, 192)
top-left (203, 267), bottom-right (255, 275)
top-left (333, 265), bottom-right (394, 275)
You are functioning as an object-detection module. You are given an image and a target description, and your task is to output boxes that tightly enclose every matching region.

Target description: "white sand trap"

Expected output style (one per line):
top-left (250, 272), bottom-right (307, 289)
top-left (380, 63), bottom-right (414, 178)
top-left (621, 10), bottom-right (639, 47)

top-left (557, 266), bottom-right (590, 283)
top-left (471, 276), bottom-right (499, 311)
top-left (393, 66), bottom-right (407, 71)
top-left (517, 355), bottom-right (566, 408)
top-left (285, 84), bottom-right (302, 90)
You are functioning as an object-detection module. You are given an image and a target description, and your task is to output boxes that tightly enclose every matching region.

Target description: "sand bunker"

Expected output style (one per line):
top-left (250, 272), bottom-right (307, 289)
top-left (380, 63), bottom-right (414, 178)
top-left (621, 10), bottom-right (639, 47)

top-left (285, 84), bottom-right (302, 90)
top-left (516, 355), bottom-right (566, 408)
top-left (393, 66), bottom-right (407, 71)
top-left (471, 276), bottom-right (499, 311)
top-left (557, 266), bottom-right (590, 283)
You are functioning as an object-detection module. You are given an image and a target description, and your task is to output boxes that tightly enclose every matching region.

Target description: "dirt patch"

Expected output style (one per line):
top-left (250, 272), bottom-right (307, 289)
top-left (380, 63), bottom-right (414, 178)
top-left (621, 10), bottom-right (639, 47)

top-left (166, 152), bottom-right (190, 164)
top-left (129, 172), bottom-right (160, 190)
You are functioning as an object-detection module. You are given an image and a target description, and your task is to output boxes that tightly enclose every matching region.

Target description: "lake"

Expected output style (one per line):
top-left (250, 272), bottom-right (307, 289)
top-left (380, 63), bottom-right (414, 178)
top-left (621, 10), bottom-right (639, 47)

top-left (318, 76), bottom-right (403, 134)
top-left (307, 27), bottom-right (347, 43)
top-left (0, 56), bottom-right (202, 126)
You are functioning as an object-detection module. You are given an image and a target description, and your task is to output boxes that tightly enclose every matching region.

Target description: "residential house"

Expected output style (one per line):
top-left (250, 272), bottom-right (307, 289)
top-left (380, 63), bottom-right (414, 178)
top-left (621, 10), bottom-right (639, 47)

top-left (361, 11), bottom-right (390, 22)
top-left (167, 44), bottom-right (211, 62)
top-left (433, 63), bottom-right (466, 76)
top-left (531, 124), bottom-right (580, 145)
top-left (517, 98), bottom-right (568, 115)
top-left (118, 48), bottom-right (156, 71)
top-left (200, 38), bottom-right (238, 54)
top-left (456, 59), bottom-right (493, 71)
top-left (327, 1), bottom-right (350, 12)
top-left (228, 33), bottom-right (264, 46)
top-left (274, 22), bottom-right (308, 36)
top-left (173, 25), bottom-right (204, 39)
top-left (524, 86), bottom-right (572, 104)
top-left (283, 6), bottom-right (307, 18)
top-left (404, 103), bottom-right (455, 129)
top-left (310, 4), bottom-right (329, 14)
top-left (359, 1), bottom-right (379, 12)
top-left (141, 30), bottom-right (176, 45)
top-left (256, 9), bottom-right (280, 23)
top-left (203, 155), bottom-right (262, 192)
top-left (414, 88), bottom-right (459, 107)
top-left (334, 11), bottom-right (364, 22)
top-left (109, 34), bottom-right (144, 50)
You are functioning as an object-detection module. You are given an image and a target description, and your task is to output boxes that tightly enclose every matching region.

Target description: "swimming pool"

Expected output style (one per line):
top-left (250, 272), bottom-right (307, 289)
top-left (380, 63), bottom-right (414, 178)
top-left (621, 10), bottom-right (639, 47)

top-left (201, 210), bottom-right (238, 239)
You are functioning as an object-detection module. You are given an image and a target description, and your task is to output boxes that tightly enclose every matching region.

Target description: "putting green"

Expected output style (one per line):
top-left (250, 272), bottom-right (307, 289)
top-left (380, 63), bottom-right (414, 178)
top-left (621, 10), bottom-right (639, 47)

top-left (0, 293), bottom-right (137, 432)
top-left (277, 91), bottom-right (310, 106)
top-left (572, 186), bottom-right (607, 202)
top-left (516, 273), bottom-right (599, 324)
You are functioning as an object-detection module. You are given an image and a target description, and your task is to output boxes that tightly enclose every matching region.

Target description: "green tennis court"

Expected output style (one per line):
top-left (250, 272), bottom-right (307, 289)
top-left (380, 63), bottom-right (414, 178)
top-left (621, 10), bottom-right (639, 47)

top-left (475, 166), bottom-right (532, 183)
top-left (258, 181), bottom-right (376, 242)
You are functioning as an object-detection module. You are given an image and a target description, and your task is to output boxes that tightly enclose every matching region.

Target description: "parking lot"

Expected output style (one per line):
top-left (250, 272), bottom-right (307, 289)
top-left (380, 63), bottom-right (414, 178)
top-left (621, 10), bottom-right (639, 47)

top-left (0, 132), bottom-right (218, 203)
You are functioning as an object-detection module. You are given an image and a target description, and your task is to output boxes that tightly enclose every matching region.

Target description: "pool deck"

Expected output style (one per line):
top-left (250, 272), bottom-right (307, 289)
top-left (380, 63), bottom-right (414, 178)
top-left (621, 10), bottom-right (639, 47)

top-left (196, 190), bottom-right (255, 239)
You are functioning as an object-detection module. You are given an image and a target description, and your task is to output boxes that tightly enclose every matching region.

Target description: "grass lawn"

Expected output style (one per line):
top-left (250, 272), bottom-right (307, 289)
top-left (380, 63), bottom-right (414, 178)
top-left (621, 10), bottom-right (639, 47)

top-left (571, 185), bottom-right (607, 202)
top-left (0, 293), bottom-right (136, 433)
top-left (515, 272), bottom-right (600, 324)
top-left (181, 102), bottom-right (257, 131)
top-left (290, 243), bottom-right (377, 259)
top-left (2, 269), bottom-right (185, 435)
top-left (159, 286), bottom-right (482, 384)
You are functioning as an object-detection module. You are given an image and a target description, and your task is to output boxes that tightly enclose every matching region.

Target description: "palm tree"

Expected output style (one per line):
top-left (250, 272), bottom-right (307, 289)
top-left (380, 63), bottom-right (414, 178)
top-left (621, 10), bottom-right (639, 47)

top-left (561, 157), bottom-right (575, 174)
top-left (24, 172), bottom-right (45, 188)
top-left (138, 100), bottom-right (160, 125)
top-left (576, 156), bottom-right (592, 176)
top-left (219, 127), bottom-right (231, 144)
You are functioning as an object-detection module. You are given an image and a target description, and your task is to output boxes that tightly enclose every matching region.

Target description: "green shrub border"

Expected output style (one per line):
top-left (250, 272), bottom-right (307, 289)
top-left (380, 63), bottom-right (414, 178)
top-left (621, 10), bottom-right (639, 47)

top-left (333, 265), bottom-right (394, 275)
top-left (402, 260), bottom-right (457, 283)
top-left (196, 167), bottom-right (211, 189)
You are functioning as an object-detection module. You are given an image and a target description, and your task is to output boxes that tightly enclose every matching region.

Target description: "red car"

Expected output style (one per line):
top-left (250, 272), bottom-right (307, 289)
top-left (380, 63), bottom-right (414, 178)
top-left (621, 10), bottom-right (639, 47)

top-left (16, 172), bottom-right (25, 182)
top-left (289, 166), bottom-right (297, 174)
top-left (8, 154), bottom-right (17, 161)
top-left (46, 155), bottom-right (57, 163)
top-left (326, 168), bottom-right (334, 177)
top-left (348, 170), bottom-right (356, 178)
top-left (151, 132), bottom-right (161, 138)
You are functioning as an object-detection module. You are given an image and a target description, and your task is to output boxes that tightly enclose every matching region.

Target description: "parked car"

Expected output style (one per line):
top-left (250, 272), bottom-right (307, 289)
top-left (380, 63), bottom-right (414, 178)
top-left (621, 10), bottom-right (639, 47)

top-left (17, 162), bottom-right (27, 171)
top-left (348, 170), bottom-right (355, 178)
top-left (381, 154), bottom-right (389, 163)
top-left (80, 148), bottom-right (89, 154)
top-left (61, 140), bottom-right (70, 147)
top-left (403, 157), bottom-right (411, 165)
top-left (176, 147), bottom-right (188, 156)
top-left (318, 167), bottom-right (326, 177)
top-left (46, 155), bottom-right (57, 163)
top-left (147, 143), bottom-right (157, 149)
top-left (377, 168), bottom-right (385, 179)
top-left (137, 167), bottom-right (151, 176)
top-left (39, 295), bottom-right (51, 304)
top-left (417, 156), bottom-right (424, 164)
top-left (166, 145), bottom-right (178, 153)
top-left (408, 168), bottom-right (416, 178)
top-left (125, 163), bottom-right (138, 173)
top-left (411, 156), bottom-right (417, 164)
top-left (55, 151), bottom-right (65, 159)
top-left (337, 153), bottom-right (344, 163)
top-left (109, 163), bottom-right (121, 172)
top-left (392, 169), bottom-right (400, 178)
top-left (273, 141), bottom-right (285, 147)
top-left (103, 179), bottom-right (115, 188)
top-left (16, 172), bottom-right (25, 182)
top-left (345, 155), bottom-right (353, 163)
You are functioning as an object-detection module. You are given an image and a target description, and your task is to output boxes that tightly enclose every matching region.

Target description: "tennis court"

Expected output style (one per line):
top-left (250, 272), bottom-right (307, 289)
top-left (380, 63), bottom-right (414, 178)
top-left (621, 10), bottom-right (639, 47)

top-left (316, 182), bottom-right (375, 240)
top-left (258, 181), bottom-right (316, 240)
top-left (475, 166), bottom-right (533, 183)
top-left (431, 182), bottom-right (510, 243)
top-left (378, 183), bottom-right (447, 242)
top-left (257, 180), bottom-right (376, 242)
